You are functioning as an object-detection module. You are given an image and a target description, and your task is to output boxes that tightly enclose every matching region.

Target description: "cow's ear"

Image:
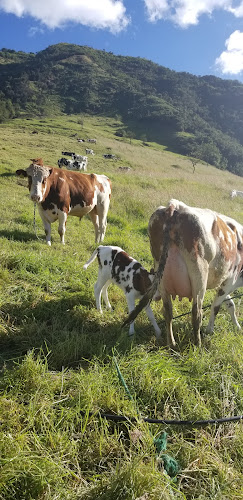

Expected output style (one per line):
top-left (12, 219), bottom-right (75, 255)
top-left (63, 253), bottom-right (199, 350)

top-left (16, 169), bottom-right (27, 178)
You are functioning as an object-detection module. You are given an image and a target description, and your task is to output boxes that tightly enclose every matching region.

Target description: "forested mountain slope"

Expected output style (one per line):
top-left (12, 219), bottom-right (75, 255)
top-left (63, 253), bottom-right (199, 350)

top-left (0, 43), bottom-right (243, 175)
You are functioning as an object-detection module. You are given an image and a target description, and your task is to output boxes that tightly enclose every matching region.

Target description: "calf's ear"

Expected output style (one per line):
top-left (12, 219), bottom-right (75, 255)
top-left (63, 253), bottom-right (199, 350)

top-left (16, 169), bottom-right (27, 178)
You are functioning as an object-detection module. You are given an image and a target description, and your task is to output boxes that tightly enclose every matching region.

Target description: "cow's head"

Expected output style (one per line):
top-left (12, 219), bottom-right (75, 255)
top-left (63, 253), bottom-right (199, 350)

top-left (16, 161), bottom-right (52, 203)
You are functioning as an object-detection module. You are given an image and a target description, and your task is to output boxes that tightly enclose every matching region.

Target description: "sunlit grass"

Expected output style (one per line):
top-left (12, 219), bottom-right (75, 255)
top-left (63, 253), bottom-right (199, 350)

top-left (0, 114), bottom-right (243, 499)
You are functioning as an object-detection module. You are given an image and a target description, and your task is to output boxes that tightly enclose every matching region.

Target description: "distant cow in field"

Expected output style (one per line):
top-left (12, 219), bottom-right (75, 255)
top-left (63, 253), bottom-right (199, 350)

top-left (104, 154), bottom-right (116, 159)
top-left (58, 158), bottom-right (87, 171)
top-left (124, 199), bottom-right (243, 347)
top-left (83, 245), bottom-right (161, 337)
top-left (118, 166), bottom-right (131, 172)
top-left (61, 151), bottom-right (75, 157)
top-left (58, 157), bottom-right (69, 168)
top-left (72, 154), bottom-right (88, 162)
top-left (16, 158), bottom-right (112, 246)
top-left (231, 190), bottom-right (243, 199)
top-left (86, 149), bottom-right (95, 155)
top-left (87, 138), bottom-right (97, 144)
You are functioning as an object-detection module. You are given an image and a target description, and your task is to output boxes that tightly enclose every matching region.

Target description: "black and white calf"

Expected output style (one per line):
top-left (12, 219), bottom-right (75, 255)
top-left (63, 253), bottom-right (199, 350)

top-left (83, 245), bottom-right (161, 337)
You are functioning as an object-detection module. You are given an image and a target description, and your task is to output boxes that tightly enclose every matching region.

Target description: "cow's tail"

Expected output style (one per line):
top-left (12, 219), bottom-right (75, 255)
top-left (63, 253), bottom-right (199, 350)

top-left (123, 206), bottom-right (176, 328)
top-left (83, 248), bottom-right (98, 270)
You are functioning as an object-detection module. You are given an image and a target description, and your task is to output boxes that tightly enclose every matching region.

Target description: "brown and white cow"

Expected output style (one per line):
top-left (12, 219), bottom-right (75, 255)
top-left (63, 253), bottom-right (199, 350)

top-left (83, 245), bottom-right (161, 337)
top-left (16, 158), bottom-right (112, 246)
top-left (124, 199), bottom-right (243, 347)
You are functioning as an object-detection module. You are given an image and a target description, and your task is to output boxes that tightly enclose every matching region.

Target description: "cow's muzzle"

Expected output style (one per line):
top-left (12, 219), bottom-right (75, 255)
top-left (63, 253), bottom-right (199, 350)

top-left (31, 194), bottom-right (41, 202)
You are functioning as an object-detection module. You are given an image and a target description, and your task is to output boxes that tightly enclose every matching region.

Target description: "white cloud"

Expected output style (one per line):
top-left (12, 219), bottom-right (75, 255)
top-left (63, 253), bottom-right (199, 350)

top-left (0, 0), bottom-right (129, 33)
top-left (215, 30), bottom-right (243, 74)
top-left (143, 0), bottom-right (243, 28)
top-left (28, 26), bottom-right (44, 37)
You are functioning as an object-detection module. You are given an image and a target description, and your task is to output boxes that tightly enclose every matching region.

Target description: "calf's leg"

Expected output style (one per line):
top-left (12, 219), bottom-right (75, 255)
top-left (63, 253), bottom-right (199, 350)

top-left (101, 280), bottom-right (112, 310)
top-left (144, 304), bottom-right (161, 338)
top-left (94, 272), bottom-right (111, 313)
top-left (206, 277), bottom-right (242, 333)
top-left (125, 294), bottom-right (136, 335)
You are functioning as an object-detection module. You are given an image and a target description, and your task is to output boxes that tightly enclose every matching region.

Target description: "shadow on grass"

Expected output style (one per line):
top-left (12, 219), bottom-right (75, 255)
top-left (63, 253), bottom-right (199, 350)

top-left (0, 229), bottom-right (40, 242)
top-left (0, 172), bottom-right (15, 177)
top-left (0, 293), bottom-right (166, 371)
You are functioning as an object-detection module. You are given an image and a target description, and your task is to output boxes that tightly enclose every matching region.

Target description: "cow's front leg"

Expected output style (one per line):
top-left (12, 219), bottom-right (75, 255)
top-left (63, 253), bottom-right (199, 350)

top-left (38, 208), bottom-right (52, 245)
top-left (58, 211), bottom-right (67, 244)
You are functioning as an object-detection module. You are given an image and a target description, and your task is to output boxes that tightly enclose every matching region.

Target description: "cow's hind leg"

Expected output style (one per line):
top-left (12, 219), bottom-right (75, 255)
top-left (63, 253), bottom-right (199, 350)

top-left (189, 259), bottom-right (209, 347)
top-left (162, 291), bottom-right (175, 347)
top-left (58, 211), bottom-right (67, 244)
top-left (94, 272), bottom-right (111, 313)
top-left (96, 198), bottom-right (110, 242)
top-left (89, 210), bottom-right (99, 242)
top-left (101, 280), bottom-right (112, 310)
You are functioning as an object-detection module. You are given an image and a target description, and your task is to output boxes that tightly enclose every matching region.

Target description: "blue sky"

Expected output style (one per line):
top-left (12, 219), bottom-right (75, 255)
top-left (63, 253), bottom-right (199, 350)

top-left (1, 0), bottom-right (243, 82)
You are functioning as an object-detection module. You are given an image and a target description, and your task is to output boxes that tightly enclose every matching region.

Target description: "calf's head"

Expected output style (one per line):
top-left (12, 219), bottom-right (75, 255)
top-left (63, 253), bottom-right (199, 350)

top-left (16, 161), bottom-right (52, 203)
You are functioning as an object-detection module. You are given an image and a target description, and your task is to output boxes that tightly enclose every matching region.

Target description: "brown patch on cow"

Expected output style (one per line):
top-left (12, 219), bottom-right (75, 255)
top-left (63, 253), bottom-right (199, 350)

top-left (133, 268), bottom-right (151, 295)
top-left (218, 288), bottom-right (225, 296)
top-left (212, 216), bottom-right (237, 261)
top-left (30, 158), bottom-right (44, 166)
top-left (180, 213), bottom-right (202, 255)
top-left (40, 168), bottom-right (101, 212)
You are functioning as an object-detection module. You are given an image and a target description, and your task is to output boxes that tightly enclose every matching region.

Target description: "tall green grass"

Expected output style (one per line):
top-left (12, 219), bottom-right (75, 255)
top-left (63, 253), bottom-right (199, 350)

top-left (0, 114), bottom-right (243, 499)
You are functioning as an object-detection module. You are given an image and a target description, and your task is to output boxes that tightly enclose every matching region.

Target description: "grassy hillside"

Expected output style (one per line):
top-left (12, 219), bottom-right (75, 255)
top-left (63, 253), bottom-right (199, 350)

top-left (0, 114), bottom-right (243, 499)
top-left (1, 43), bottom-right (243, 176)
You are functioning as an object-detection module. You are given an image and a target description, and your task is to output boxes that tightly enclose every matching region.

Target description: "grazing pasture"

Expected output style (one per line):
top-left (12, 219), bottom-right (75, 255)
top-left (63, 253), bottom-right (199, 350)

top-left (0, 114), bottom-right (243, 499)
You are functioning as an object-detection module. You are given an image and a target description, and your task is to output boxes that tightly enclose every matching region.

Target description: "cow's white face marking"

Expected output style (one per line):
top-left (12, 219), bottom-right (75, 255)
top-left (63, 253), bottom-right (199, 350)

top-left (26, 164), bottom-right (51, 203)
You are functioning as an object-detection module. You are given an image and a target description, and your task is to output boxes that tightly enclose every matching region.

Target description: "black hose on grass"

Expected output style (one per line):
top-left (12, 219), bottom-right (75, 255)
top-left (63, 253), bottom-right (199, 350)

top-left (85, 411), bottom-right (243, 427)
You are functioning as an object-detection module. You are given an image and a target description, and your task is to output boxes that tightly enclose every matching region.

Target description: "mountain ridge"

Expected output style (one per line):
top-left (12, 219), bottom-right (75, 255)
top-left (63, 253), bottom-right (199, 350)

top-left (0, 43), bottom-right (243, 176)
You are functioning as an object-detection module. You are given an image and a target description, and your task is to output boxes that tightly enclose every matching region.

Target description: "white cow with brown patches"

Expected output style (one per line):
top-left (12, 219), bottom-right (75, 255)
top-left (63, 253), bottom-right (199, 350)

top-left (16, 158), bottom-right (111, 246)
top-left (83, 245), bottom-right (161, 337)
top-left (124, 199), bottom-right (243, 347)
